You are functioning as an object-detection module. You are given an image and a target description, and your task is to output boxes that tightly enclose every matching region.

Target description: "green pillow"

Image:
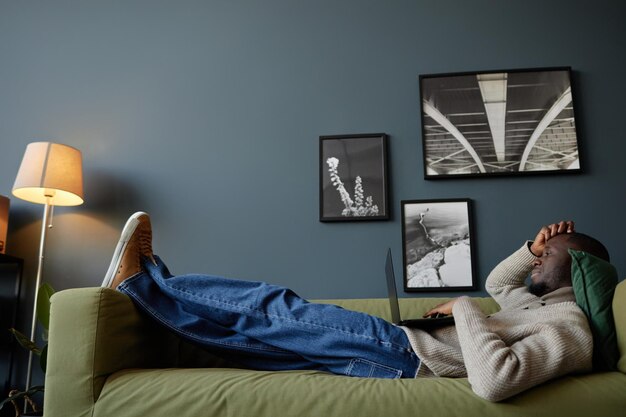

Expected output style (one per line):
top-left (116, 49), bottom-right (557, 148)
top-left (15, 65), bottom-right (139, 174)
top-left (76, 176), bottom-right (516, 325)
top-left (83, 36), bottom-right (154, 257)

top-left (569, 249), bottom-right (619, 371)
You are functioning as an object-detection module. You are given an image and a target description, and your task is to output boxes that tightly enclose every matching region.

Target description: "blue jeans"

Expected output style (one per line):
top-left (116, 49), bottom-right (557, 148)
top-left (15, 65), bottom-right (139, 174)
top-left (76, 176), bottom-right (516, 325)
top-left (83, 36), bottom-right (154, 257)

top-left (118, 256), bottom-right (420, 378)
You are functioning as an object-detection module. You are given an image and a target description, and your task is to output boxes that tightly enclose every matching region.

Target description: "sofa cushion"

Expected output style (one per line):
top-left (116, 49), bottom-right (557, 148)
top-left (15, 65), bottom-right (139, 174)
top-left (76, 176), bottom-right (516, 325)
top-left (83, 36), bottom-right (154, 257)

top-left (569, 249), bottom-right (619, 371)
top-left (93, 368), bottom-right (626, 417)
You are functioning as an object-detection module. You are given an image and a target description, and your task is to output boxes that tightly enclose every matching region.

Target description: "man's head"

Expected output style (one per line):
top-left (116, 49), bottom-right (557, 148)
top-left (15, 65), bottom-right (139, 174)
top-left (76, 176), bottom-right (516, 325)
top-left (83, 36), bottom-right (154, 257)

top-left (529, 232), bottom-right (609, 297)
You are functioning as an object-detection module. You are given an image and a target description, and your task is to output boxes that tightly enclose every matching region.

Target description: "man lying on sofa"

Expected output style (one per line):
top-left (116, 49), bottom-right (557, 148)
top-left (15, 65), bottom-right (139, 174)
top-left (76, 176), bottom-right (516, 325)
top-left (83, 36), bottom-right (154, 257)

top-left (101, 213), bottom-right (611, 402)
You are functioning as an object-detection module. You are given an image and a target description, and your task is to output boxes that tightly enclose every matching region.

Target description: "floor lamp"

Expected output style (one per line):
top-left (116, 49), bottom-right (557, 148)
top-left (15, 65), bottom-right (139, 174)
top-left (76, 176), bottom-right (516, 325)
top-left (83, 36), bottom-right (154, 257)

top-left (12, 142), bottom-right (84, 395)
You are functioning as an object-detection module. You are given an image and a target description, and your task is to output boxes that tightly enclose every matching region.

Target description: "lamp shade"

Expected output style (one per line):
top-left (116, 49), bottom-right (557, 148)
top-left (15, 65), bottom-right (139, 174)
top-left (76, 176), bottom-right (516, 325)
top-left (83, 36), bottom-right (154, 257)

top-left (12, 142), bottom-right (84, 206)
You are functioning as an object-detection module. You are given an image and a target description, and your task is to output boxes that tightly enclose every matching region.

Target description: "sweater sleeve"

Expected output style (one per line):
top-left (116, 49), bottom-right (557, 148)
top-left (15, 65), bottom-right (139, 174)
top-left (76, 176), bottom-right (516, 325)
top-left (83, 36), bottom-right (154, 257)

top-left (485, 242), bottom-right (537, 309)
top-left (452, 297), bottom-right (592, 402)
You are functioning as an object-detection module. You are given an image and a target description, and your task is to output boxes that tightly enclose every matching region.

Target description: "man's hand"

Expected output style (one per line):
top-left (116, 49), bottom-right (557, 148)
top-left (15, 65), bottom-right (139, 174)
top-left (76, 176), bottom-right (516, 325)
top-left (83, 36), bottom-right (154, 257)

top-left (529, 220), bottom-right (575, 257)
top-left (423, 298), bottom-right (458, 318)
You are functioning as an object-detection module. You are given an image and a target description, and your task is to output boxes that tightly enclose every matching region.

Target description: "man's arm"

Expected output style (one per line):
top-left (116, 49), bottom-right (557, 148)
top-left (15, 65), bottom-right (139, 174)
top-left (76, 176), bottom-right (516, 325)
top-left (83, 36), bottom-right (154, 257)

top-left (452, 297), bottom-right (592, 402)
top-left (485, 220), bottom-right (575, 307)
top-left (425, 221), bottom-right (575, 316)
top-left (424, 242), bottom-right (538, 317)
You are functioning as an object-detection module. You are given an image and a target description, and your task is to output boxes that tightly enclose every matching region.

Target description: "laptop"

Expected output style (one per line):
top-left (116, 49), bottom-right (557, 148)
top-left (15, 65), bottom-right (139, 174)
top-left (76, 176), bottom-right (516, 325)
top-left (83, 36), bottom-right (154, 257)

top-left (385, 248), bottom-right (455, 329)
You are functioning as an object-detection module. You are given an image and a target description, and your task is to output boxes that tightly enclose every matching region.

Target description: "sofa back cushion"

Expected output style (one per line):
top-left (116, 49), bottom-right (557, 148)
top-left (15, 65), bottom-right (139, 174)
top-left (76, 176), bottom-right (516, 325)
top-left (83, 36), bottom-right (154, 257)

top-left (316, 297), bottom-right (500, 322)
top-left (614, 280), bottom-right (626, 374)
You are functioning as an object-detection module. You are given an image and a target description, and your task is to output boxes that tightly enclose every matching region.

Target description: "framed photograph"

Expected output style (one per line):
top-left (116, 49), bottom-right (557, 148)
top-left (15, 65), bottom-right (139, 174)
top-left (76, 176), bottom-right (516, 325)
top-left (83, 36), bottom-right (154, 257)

top-left (419, 67), bottom-right (581, 178)
top-left (319, 133), bottom-right (389, 222)
top-left (401, 199), bottom-right (476, 292)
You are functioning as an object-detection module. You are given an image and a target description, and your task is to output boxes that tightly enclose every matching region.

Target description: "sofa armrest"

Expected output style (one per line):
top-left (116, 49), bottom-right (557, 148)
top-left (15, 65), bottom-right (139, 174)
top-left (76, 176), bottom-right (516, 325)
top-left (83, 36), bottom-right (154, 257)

top-left (614, 280), bottom-right (626, 373)
top-left (44, 287), bottom-right (186, 417)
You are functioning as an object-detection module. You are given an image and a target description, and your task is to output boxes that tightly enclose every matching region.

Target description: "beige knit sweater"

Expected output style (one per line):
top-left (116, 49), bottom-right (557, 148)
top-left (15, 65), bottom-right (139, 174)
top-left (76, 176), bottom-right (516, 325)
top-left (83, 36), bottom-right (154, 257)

top-left (401, 243), bottom-right (593, 402)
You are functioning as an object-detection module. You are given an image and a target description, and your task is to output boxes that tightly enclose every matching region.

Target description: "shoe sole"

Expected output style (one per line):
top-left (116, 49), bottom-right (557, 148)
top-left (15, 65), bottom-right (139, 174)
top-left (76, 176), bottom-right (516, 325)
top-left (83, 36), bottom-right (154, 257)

top-left (101, 212), bottom-right (149, 288)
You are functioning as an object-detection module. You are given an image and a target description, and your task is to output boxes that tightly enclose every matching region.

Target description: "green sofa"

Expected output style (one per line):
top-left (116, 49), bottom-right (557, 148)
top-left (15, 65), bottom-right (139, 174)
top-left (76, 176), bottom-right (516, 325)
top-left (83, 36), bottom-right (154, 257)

top-left (45, 281), bottom-right (626, 417)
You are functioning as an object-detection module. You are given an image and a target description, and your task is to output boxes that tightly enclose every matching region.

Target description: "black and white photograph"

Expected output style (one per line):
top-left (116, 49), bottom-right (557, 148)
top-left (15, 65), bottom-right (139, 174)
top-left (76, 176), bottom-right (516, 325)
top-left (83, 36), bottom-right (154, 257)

top-left (319, 134), bottom-right (389, 222)
top-left (419, 67), bottom-right (581, 178)
top-left (401, 199), bottom-right (476, 292)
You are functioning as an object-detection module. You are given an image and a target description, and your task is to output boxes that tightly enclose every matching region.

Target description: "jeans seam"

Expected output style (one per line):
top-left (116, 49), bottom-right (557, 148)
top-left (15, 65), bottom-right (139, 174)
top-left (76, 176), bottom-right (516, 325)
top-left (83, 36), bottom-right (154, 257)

top-left (346, 360), bottom-right (354, 375)
top-left (162, 280), bottom-right (410, 354)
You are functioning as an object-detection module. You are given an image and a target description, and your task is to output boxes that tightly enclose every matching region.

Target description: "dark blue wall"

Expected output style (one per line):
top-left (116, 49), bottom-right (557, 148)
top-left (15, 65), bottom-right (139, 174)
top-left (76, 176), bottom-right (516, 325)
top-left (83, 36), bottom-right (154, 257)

top-left (1, 0), bottom-right (624, 310)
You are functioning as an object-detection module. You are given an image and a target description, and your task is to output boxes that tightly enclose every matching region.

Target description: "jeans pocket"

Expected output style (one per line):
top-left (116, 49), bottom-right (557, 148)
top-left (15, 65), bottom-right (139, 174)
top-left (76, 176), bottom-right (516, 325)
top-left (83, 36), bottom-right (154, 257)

top-left (345, 358), bottom-right (403, 379)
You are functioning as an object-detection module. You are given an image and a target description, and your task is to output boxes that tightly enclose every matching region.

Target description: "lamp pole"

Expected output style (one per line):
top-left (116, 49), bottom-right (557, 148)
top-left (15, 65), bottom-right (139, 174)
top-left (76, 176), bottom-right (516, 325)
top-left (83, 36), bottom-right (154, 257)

top-left (25, 198), bottom-right (53, 392)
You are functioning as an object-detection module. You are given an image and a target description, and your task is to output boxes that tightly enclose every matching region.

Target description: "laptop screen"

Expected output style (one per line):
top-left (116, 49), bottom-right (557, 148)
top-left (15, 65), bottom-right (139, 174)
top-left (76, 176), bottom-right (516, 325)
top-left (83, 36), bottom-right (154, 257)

top-left (385, 248), bottom-right (402, 325)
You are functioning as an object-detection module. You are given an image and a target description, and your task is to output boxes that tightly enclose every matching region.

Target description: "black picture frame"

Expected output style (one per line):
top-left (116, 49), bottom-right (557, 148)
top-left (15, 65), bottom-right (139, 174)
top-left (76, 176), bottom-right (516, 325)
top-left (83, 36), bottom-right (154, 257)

top-left (319, 133), bottom-right (389, 222)
top-left (401, 199), bottom-right (477, 292)
top-left (419, 66), bottom-right (582, 179)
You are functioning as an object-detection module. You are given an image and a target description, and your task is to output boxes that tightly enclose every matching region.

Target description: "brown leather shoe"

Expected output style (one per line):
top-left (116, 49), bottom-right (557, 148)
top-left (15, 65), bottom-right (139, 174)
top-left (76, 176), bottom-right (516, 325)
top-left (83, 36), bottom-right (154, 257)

top-left (101, 212), bottom-right (156, 289)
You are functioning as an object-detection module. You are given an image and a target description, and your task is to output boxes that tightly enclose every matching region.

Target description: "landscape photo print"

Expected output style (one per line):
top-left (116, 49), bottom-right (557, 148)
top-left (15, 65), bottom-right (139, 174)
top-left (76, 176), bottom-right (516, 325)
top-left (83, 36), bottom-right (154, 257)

top-left (401, 199), bottom-right (476, 292)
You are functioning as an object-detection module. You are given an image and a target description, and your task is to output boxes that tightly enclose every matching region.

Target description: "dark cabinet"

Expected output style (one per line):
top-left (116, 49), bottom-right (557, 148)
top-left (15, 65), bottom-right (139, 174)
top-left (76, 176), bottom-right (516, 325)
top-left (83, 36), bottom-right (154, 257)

top-left (0, 254), bottom-right (23, 414)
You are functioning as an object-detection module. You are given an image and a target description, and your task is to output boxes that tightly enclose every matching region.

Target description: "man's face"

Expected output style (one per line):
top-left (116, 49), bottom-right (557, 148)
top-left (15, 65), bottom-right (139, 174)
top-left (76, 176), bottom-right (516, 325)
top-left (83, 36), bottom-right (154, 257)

top-left (529, 234), bottom-right (575, 297)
